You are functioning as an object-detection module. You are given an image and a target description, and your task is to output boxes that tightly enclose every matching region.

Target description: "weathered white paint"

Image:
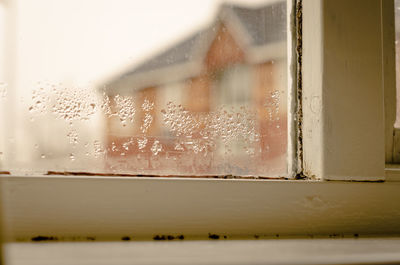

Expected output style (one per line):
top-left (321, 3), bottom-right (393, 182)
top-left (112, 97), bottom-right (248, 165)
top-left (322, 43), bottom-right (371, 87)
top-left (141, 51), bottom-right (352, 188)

top-left (302, 0), bottom-right (385, 180)
top-left (382, 0), bottom-right (397, 163)
top-left (286, 0), bottom-right (298, 177)
top-left (302, 0), bottom-right (323, 179)
top-left (6, 238), bottom-right (400, 265)
top-left (2, 176), bottom-right (400, 241)
top-left (385, 164), bottom-right (400, 181)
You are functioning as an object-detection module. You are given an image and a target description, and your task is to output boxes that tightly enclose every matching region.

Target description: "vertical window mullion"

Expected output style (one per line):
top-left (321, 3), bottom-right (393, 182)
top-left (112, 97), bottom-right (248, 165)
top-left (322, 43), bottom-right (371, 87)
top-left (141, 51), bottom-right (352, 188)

top-left (382, 0), bottom-right (397, 164)
top-left (302, 0), bottom-right (385, 181)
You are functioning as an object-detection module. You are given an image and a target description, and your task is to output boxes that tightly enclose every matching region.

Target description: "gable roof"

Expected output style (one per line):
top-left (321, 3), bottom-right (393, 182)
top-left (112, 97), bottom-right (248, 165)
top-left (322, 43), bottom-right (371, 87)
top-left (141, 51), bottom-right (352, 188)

top-left (104, 0), bottom-right (286, 93)
top-left (125, 28), bottom-right (210, 76)
top-left (227, 2), bottom-right (286, 46)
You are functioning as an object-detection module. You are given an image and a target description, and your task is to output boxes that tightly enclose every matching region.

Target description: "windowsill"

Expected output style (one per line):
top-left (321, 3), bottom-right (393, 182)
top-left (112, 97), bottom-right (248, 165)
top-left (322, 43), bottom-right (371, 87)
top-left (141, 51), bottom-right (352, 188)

top-left (2, 175), bottom-right (400, 241)
top-left (5, 238), bottom-right (400, 265)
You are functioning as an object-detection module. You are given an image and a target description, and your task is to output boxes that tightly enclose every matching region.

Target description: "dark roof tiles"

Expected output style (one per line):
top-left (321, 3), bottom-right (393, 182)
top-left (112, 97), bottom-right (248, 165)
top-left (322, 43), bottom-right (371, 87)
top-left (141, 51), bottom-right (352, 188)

top-left (115, 1), bottom-right (286, 82)
top-left (126, 29), bottom-right (209, 76)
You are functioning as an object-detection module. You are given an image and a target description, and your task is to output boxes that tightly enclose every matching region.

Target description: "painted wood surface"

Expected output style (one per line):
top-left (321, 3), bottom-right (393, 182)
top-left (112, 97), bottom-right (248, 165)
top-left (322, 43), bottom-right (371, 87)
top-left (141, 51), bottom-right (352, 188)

top-left (5, 238), bottom-right (400, 265)
top-left (2, 176), bottom-right (400, 241)
top-left (302, 0), bottom-right (385, 180)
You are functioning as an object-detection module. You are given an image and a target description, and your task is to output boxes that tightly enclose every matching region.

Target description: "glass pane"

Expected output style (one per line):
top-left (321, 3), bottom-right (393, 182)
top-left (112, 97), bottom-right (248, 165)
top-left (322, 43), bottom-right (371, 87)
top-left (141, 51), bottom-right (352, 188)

top-left (0, 0), bottom-right (288, 177)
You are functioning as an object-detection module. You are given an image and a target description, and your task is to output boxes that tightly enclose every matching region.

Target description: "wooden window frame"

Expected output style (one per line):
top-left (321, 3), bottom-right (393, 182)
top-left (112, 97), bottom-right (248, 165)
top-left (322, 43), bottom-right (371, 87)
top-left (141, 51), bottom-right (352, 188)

top-left (2, 0), bottom-right (400, 242)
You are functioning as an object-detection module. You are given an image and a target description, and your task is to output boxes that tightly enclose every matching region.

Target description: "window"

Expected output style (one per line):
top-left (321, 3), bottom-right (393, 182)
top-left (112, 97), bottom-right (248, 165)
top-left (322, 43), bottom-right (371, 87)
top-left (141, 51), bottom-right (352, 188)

top-left (0, 0), bottom-right (399, 250)
top-left (0, 0), bottom-right (290, 177)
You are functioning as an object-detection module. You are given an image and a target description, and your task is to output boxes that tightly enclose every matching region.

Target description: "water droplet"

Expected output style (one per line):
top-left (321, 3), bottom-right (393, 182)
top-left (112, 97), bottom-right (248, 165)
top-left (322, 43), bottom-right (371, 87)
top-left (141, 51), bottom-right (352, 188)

top-left (142, 98), bottom-right (154, 112)
top-left (112, 94), bottom-right (135, 125)
top-left (67, 130), bottom-right (78, 145)
top-left (137, 137), bottom-right (148, 150)
top-left (174, 143), bottom-right (184, 151)
top-left (151, 140), bottom-right (162, 155)
top-left (140, 113), bottom-right (153, 133)
top-left (93, 140), bottom-right (105, 158)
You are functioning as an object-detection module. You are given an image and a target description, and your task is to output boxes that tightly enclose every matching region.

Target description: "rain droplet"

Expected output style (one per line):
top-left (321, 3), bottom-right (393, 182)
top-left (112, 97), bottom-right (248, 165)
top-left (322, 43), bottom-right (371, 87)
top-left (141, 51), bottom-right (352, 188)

top-left (138, 137), bottom-right (148, 150)
top-left (151, 140), bottom-right (162, 155)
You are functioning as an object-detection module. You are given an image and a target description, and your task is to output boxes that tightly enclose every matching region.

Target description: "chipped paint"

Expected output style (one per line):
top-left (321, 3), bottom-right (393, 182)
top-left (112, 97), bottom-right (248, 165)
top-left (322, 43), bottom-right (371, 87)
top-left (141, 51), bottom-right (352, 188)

top-left (295, 0), bottom-right (304, 177)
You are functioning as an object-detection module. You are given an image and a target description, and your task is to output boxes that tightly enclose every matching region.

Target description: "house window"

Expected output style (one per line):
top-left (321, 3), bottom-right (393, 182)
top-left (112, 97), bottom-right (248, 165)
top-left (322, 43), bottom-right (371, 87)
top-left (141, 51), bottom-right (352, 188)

top-left (213, 64), bottom-right (253, 107)
top-left (0, 0), bottom-right (290, 177)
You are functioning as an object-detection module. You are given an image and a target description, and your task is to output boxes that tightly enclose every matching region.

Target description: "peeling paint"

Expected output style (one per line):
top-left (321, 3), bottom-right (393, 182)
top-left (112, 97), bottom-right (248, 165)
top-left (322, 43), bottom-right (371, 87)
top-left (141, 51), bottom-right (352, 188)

top-left (208, 233), bottom-right (220, 240)
top-left (31, 236), bottom-right (58, 242)
top-left (18, 233), bottom-right (370, 242)
top-left (44, 171), bottom-right (288, 180)
top-left (152, 235), bottom-right (184, 241)
top-left (295, 0), bottom-right (304, 176)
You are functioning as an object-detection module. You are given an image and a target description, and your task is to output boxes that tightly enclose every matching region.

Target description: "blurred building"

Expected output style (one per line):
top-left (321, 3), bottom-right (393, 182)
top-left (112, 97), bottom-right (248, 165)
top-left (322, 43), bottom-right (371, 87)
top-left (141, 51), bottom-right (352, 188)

top-left (102, 1), bottom-right (288, 175)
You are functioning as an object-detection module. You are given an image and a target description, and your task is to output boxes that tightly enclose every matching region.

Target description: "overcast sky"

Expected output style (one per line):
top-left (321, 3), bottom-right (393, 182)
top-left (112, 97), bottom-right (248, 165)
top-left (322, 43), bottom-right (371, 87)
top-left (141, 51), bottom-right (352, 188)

top-left (6, 0), bottom-right (275, 88)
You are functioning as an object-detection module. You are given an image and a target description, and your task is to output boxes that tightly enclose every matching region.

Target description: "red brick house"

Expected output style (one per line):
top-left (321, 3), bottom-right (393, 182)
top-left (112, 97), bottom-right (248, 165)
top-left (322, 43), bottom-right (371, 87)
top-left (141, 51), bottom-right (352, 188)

top-left (102, 1), bottom-right (288, 176)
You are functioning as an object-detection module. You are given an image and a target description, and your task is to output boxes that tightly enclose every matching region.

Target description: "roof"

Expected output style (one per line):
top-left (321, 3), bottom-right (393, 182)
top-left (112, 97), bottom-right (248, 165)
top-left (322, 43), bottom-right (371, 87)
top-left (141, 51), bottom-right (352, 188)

top-left (105, 0), bottom-right (286, 91)
top-left (227, 2), bottom-right (286, 46)
top-left (127, 29), bottom-right (210, 76)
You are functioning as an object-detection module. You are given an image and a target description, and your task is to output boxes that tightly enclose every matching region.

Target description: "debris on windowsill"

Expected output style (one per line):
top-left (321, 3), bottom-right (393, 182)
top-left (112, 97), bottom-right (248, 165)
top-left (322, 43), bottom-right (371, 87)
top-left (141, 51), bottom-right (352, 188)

top-left (45, 171), bottom-right (289, 180)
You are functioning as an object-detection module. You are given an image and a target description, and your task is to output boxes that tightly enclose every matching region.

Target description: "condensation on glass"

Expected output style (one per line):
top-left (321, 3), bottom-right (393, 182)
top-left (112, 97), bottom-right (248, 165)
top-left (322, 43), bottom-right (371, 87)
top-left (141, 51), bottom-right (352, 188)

top-left (0, 0), bottom-right (288, 177)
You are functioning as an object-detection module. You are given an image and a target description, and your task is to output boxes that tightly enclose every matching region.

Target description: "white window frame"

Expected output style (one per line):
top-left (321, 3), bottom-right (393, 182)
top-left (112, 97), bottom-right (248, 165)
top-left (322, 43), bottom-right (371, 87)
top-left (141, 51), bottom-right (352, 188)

top-left (302, 0), bottom-right (385, 181)
top-left (384, 0), bottom-right (397, 164)
top-left (2, 0), bottom-right (400, 242)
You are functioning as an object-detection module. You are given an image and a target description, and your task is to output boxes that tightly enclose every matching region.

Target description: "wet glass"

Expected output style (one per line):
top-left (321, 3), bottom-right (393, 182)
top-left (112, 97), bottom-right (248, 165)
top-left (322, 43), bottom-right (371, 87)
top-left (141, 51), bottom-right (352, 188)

top-left (0, 0), bottom-right (288, 177)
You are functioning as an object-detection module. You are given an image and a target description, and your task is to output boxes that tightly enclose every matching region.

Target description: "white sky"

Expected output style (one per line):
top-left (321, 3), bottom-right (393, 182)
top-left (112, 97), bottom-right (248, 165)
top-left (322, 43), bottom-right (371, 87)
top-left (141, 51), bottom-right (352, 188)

top-left (10, 0), bottom-right (273, 87)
